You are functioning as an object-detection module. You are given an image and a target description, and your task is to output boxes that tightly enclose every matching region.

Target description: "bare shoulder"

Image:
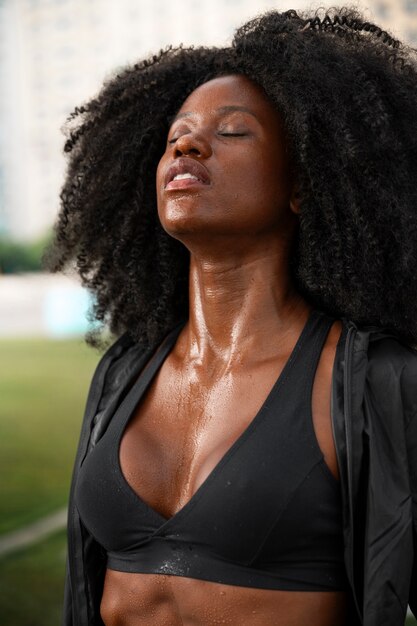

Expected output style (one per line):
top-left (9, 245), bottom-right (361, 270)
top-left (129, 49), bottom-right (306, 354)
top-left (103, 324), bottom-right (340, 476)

top-left (319, 318), bottom-right (344, 372)
top-left (327, 319), bottom-right (343, 347)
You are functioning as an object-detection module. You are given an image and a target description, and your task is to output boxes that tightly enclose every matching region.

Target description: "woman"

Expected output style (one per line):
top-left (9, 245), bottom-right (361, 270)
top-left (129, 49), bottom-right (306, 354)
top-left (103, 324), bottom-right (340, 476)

top-left (46, 7), bottom-right (417, 626)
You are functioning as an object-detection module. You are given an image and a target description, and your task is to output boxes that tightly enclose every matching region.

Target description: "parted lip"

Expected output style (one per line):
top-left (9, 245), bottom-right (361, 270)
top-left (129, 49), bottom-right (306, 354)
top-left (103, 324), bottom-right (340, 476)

top-left (164, 157), bottom-right (211, 188)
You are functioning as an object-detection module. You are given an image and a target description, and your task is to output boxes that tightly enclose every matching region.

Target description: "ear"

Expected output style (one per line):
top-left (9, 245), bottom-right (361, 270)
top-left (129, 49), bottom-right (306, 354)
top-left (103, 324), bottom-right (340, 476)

top-left (289, 185), bottom-right (301, 215)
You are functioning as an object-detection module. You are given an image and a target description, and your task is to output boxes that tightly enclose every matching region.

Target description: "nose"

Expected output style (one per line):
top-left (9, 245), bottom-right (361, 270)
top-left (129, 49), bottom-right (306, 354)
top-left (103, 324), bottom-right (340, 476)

top-left (173, 131), bottom-right (212, 159)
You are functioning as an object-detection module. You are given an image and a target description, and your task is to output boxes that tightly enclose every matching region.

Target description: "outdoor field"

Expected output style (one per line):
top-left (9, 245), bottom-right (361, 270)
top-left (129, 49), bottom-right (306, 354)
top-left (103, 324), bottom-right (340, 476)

top-left (1, 337), bottom-right (417, 625)
top-left (0, 337), bottom-right (100, 625)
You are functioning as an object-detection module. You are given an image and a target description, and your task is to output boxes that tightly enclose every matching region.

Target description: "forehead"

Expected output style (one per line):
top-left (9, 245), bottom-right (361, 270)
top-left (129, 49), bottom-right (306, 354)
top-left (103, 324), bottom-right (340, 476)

top-left (174, 74), bottom-right (281, 124)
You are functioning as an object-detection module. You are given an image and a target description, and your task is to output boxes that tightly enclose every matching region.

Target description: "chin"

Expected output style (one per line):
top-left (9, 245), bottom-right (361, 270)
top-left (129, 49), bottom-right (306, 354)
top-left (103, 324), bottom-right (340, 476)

top-left (158, 205), bottom-right (211, 236)
top-left (160, 219), bottom-right (206, 243)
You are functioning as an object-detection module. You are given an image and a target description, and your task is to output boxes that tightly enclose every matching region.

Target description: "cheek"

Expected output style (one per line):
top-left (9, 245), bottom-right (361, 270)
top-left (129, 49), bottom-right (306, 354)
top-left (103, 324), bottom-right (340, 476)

top-left (156, 157), bottom-right (165, 187)
top-left (155, 155), bottom-right (170, 210)
top-left (258, 149), bottom-right (293, 205)
top-left (223, 151), bottom-right (290, 204)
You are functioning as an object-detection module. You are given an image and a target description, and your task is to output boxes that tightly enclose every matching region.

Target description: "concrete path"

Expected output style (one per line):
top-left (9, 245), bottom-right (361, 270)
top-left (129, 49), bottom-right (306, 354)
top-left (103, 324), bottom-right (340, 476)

top-left (0, 507), bottom-right (67, 558)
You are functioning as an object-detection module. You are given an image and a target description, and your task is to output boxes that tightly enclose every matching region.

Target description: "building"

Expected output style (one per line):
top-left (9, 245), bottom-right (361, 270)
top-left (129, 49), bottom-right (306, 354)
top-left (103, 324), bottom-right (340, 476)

top-left (0, 0), bottom-right (416, 241)
top-left (374, 0), bottom-right (417, 42)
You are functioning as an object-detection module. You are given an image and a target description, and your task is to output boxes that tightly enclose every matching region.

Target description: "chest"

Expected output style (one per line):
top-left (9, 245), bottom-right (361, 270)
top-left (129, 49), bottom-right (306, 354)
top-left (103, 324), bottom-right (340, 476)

top-left (119, 326), bottom-right (340, 519)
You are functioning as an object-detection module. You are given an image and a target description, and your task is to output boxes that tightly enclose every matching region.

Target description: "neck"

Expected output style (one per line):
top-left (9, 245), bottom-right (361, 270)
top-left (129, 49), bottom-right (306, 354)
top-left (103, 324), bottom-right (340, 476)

top-left (178, 240), bottom-right (311, 367)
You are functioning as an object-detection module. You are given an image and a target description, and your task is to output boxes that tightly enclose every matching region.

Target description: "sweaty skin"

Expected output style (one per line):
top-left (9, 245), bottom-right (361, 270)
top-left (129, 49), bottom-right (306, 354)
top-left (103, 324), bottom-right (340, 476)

top-left (100, 74), bottom-right (348, 626)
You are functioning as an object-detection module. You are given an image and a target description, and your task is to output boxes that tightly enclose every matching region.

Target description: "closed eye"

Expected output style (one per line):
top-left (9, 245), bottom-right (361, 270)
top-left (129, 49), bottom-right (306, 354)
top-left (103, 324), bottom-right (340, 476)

top-left (167, 132), bottom-right (247, 144)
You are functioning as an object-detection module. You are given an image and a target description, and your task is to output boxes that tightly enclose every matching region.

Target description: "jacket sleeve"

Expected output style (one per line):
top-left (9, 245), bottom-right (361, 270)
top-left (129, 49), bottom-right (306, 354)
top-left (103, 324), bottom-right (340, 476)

top-left (62, 558), bottom-right (73, 626)
top-left (62, 333), bottom-right (133, 626)
top-left (404, 346), bottom-right (417, 617)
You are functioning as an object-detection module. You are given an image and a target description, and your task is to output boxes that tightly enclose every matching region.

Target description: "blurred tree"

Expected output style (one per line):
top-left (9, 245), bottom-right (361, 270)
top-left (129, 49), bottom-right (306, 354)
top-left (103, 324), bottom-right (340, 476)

top-left (0, 231), bottom-right (52, 274)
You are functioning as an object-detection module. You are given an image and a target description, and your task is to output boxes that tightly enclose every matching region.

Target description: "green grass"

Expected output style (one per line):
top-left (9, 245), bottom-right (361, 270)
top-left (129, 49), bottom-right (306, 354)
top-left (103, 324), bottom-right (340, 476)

top-left (0, 529), bottom-right (67, 626)
top-left (0, 338), bottom-right (100, 534)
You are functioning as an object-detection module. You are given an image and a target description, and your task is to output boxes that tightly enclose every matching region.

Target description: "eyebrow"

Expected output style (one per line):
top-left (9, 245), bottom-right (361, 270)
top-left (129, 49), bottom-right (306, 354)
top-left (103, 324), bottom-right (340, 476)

top-left (169, 105), bottom-right (258, 125)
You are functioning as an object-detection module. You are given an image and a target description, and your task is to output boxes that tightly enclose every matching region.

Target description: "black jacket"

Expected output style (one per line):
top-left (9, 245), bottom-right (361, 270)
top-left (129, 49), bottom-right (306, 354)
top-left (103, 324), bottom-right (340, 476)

top-left (62, 317), bottom-right (417, 626)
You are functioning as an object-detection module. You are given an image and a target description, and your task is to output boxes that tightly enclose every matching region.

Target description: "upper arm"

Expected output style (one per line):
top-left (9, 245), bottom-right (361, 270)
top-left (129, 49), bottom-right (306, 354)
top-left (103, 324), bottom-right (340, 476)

top-left (401, 346), bottom-right (417, 614)
top-left (364, 337), bottom-right (417, 616)
top-left (402, 347), bottom-right (417, 521)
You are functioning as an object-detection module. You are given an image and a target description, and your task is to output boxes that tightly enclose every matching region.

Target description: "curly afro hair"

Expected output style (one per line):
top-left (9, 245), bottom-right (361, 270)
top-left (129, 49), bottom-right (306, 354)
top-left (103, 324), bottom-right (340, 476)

top-left (44, 6), bottom-right (417, 350)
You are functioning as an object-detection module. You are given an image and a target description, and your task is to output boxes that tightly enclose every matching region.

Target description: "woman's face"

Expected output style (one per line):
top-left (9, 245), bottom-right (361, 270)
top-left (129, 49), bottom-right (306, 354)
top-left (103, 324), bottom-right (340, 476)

top-left (156, 73), bottom-right (298, 246)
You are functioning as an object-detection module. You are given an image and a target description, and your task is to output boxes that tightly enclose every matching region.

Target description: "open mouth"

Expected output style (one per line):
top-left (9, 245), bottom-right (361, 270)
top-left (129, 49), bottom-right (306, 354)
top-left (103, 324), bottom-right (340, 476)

top-left (165, 172), bottom-right (210, 190)
top-left (164, 158), bottom-right (211, 189)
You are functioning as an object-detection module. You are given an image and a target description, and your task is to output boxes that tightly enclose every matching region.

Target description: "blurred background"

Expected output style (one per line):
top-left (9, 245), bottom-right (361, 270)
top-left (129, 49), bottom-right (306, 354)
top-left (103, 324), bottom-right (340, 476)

top-left (0, 0), bottom-right (416, 624)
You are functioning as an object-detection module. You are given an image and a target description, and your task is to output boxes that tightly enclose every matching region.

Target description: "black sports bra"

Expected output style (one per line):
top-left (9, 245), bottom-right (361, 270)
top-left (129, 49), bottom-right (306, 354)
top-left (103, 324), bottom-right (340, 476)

top-left (75, 309), bottom-right (349, 591)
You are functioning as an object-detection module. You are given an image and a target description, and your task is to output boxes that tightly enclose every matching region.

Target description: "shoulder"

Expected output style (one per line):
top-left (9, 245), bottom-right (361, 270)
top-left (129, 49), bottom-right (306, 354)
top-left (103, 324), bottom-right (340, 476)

top-left (74, 332), bottom-right (154, 455)
top-left (351, 322), bottom-right (417, 428)
top-left (365, 326), bottom-right (416, 379)
top-left (82, 331), bottom-right (146, 423)
top-left (342, 315), bottom-right (417, 371)
top-left (90, 331), bottom-right (145, 383)
top-left (88, 331), bottom-right (153, 407)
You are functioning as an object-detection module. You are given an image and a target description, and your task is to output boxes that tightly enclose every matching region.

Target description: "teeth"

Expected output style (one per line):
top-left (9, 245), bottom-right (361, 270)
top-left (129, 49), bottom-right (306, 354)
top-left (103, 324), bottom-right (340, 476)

top-left (172, 172), bottom-right (199, 181)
